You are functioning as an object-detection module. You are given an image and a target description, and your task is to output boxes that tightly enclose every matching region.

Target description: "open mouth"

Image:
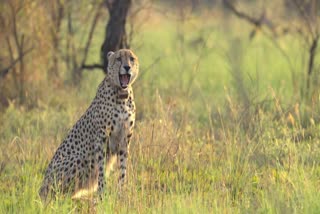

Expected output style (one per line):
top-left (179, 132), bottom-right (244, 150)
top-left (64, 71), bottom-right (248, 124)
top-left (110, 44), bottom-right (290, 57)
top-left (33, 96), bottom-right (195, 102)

top-left (119, 73), bottom-right (131, 89)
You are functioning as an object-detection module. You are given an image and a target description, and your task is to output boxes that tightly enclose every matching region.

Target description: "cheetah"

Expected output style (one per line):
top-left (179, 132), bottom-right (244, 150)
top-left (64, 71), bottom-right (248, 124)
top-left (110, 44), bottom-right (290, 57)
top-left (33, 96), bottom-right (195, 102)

top-left (39, 49), bottom-right (139, 201)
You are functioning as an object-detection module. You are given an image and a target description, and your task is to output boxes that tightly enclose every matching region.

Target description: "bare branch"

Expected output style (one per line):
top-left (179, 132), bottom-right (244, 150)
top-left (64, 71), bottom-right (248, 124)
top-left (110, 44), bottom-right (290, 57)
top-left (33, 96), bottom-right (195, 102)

top-left (306, 35), bottom-right (319, 90)
top-left (5, 37), bottom-right (18, 86)
top-left (223, 0), bottom-right (262, 27)
top-left (81, 63), bottom-right (104, 70)
top-left (80, 1), bottom-right (104, 71)
top-left (223, 0), bottom-right (281, 40)
top-left (292, 0), bottom-right (317, 39)
top-left (0, 47), bottom-right (33, 78)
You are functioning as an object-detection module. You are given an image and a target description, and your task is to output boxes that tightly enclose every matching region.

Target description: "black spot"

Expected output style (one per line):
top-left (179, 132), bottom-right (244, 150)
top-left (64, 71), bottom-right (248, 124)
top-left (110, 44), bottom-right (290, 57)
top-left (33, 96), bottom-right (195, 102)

top-left (130, 121), bottom-right (134, 126)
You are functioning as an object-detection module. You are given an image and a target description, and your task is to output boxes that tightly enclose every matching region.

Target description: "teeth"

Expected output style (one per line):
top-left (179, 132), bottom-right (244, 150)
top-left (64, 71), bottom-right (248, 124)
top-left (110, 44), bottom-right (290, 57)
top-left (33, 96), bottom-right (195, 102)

top-left (119, 74), bottom-right (131, 88)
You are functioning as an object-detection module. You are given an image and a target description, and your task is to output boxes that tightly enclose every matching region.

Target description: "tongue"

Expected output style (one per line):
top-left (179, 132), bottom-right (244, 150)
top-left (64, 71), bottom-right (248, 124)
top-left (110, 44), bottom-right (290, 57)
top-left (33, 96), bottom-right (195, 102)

top-left (120, 75), bottom-right (129, 86)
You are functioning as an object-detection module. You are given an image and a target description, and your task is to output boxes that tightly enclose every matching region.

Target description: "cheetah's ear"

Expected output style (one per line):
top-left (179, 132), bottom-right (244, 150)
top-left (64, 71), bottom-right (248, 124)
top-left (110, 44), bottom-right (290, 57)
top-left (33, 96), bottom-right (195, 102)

top-left (107, 51), bottom-right (114, 59)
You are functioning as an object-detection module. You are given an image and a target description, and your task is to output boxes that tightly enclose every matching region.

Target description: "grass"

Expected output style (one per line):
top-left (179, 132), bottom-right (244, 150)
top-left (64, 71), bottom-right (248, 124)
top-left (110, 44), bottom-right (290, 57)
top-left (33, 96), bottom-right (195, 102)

top-left (1, 6), bottom-right (320, 214)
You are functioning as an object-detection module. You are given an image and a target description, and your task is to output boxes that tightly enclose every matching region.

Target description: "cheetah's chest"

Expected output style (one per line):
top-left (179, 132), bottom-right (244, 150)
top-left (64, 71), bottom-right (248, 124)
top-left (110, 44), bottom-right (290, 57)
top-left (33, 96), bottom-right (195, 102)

top-left (106, 102), bottom-right (135, 153)
top-left (110, 103), bottom-right (134, 126)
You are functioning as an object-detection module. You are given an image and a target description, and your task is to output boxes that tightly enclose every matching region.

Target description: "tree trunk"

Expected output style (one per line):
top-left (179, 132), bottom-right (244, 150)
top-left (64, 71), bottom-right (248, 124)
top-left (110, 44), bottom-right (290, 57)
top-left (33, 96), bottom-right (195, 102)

top-left (101, 0), bottom-right (132, 74)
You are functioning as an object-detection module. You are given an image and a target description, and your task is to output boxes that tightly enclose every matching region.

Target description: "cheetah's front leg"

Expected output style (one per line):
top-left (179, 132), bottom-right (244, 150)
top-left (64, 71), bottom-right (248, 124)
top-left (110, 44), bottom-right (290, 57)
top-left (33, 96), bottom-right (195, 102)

top-left (96, 139), bottom-right (106, 199)
top-left (118, 147), bottom-right (128, 187)
top-left (117, 131), bottom-right (132, 188)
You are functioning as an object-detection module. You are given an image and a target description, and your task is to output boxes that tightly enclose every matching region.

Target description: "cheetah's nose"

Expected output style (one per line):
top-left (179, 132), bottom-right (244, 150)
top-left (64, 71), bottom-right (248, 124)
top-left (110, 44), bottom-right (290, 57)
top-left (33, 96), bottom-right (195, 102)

top-left (123, 66), bottom-right (131, 72)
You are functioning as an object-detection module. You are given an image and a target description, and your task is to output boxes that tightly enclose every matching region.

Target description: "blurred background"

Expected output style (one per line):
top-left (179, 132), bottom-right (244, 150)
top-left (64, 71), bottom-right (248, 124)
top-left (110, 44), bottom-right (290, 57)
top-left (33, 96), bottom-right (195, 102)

top-left (0, 0), bottom-right (320, 213)
top-left (0, 0), bottom-right (319, 109)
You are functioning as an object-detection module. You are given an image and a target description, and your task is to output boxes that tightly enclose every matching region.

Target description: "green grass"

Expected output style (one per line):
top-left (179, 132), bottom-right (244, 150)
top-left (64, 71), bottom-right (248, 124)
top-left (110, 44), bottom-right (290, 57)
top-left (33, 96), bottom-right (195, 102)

top-left (1, 8), bottom-right (320, 214)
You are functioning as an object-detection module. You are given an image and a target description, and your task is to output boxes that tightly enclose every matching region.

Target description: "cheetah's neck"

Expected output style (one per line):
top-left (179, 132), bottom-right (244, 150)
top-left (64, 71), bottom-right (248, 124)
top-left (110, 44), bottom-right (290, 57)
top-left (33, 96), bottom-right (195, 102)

top-left (101, 77), bottom-right (133, 100)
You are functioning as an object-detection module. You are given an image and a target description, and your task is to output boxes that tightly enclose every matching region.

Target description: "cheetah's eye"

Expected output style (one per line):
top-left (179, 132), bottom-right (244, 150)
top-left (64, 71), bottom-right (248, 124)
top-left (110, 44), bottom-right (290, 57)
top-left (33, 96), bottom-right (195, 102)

top-left (130, 57), bottom-right (135, 62)
top-left (116, 57), bottom-right (121, 62)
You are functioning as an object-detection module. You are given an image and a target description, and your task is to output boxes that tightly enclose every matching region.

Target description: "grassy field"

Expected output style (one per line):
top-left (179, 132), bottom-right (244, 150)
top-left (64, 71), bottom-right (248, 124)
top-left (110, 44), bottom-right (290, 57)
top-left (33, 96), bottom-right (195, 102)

top-left (1, 5), bottom-right (320, 214)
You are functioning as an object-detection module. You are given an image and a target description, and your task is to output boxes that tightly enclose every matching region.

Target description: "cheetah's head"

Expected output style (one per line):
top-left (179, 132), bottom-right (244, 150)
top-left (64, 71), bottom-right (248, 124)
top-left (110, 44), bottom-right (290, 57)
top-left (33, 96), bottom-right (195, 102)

top-left (107, 49), bottom-right (139, 94)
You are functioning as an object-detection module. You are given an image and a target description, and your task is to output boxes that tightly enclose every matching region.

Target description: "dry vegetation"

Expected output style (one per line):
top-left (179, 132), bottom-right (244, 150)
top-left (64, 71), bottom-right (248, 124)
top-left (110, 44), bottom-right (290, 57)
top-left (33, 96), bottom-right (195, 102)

top-left (0, 0), bottom-right (320, 213)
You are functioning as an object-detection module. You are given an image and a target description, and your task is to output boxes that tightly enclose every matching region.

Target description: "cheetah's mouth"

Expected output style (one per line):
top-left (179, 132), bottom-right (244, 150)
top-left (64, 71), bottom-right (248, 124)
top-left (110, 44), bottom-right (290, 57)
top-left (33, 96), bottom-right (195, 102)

top-left (119, 74), bottom-right (131, 89)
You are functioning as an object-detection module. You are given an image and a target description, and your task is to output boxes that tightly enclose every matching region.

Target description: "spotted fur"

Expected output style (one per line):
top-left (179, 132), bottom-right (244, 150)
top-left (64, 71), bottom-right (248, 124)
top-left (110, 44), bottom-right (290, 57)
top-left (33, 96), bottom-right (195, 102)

top-left (39, 49), bottom-right (139, 201)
